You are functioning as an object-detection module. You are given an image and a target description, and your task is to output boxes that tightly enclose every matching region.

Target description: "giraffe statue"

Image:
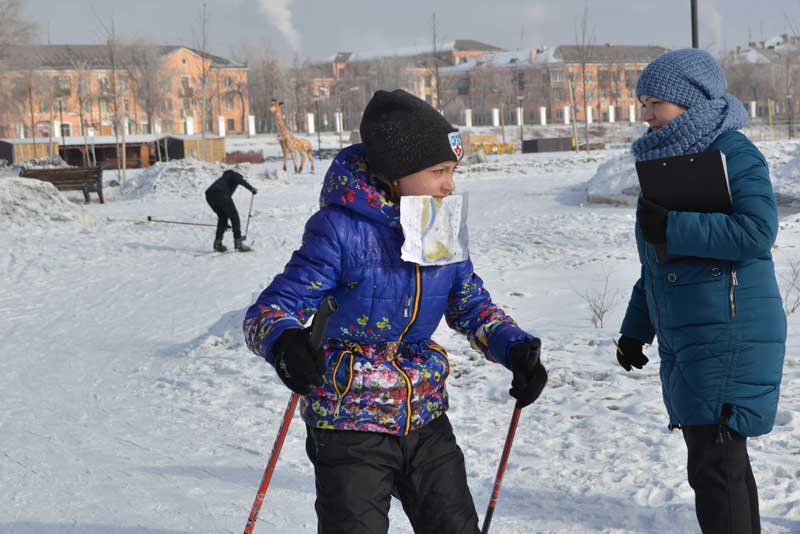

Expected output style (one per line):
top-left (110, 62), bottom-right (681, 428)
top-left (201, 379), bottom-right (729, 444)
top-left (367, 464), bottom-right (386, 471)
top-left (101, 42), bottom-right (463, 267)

top-left (270, 99), bottom-right (315, 174)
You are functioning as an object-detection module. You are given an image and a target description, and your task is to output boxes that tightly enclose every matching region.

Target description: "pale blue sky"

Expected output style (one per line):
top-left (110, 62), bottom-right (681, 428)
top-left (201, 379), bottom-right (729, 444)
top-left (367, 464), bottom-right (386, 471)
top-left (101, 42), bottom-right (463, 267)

top-left (24, 0), bottom-right (800, 61)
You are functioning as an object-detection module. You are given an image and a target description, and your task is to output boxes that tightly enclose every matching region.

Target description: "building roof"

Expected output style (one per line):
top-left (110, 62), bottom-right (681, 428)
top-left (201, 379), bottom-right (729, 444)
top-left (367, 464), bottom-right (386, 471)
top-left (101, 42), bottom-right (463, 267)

top-left (330, 39), bottom-right (503, 64)
top-left (554, 45), bottom-right (669, 64)
top-left (1, 44), bottom-right (246, 71)
top-left (441, 48), bottom-right (537, 74)
top-left (441, 44), bottom-right (667, 75)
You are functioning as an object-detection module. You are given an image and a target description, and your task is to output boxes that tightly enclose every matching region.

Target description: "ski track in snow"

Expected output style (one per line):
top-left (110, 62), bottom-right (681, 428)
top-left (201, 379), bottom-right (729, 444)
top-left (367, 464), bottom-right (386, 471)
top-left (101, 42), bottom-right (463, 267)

top-left (1, 142), bottom-right (799, 533)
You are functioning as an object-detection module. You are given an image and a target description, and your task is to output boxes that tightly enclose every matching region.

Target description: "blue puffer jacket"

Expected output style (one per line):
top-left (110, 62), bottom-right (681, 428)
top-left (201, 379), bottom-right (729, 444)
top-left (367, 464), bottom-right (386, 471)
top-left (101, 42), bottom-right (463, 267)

top-left (621, 130), bottom-right (786, 437)
top-left (244, 144), bottom-right (534, 435)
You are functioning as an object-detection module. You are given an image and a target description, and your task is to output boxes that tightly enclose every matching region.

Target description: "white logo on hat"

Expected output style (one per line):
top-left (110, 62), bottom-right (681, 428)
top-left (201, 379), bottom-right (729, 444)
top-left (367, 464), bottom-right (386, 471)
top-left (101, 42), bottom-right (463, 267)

top-left (448, 132), bottom-right (463, 161)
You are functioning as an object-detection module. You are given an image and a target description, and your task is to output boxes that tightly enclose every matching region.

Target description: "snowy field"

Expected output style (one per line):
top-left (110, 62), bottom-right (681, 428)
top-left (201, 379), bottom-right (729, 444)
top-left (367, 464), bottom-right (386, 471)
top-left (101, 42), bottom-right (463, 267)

top-left (2, 138), bottom-right (800, 533)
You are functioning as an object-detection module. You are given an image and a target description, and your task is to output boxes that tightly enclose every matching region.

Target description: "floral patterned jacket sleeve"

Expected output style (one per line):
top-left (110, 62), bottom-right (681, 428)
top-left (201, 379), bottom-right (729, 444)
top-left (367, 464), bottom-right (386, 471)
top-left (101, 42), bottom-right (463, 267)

top-left (445, 258), bottom-right (534, 369)
top-left (243, 209), bottom-right (341, 365)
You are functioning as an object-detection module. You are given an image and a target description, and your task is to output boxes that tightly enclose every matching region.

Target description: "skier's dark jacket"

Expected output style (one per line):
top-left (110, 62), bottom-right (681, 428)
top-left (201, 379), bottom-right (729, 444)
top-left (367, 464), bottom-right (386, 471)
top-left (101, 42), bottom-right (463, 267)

top-left (206, 170), bottom-right (255, 196)
top-left (621, 130), bottom-right (786, 437)
top-left (244, 144), bottom-right (534, 435)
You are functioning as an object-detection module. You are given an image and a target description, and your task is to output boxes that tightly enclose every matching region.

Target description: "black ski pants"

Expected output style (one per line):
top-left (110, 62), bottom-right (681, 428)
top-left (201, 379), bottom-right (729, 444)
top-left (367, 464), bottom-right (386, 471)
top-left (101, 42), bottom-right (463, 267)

top-left (305, 414), bottom-right (480, 534)
top-left (682, 424), bottom-right (760, 534)
top-left (205, 190), bottom-right (241, 241)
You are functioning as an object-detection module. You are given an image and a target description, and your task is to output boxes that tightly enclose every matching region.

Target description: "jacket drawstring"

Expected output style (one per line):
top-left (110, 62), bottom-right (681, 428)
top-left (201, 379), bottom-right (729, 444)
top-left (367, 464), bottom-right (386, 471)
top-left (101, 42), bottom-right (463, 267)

top-left (715, 404), bottom-right (734, 444)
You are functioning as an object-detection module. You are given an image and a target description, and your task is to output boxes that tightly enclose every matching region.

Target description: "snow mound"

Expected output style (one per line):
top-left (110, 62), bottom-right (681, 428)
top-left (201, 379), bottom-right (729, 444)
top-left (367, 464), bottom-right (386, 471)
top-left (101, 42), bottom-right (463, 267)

top-left (264, 168), bottom-right (290, 182)
top-left (586, 153), bottom-right (639, 205)
top-left (457, 151), bottom-right (614, 178)
top-left (119, 159), bottom-right (253, 200)
top-left (767, 142), bottom-right (800, 206)
top-left (0, 178), bottom-right (97, 227)
top-left (15, 154), bottom-right (71, 170)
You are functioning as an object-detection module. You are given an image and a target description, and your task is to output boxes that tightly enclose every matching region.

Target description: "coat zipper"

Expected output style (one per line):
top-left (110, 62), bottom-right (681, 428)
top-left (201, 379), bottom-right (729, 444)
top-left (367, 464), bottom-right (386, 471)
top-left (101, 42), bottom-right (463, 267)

top-left (730, 265), bottom-right (738, 319)
top-left (389, 264), bottom-right (421, 436)
top-left (332, 350), bottom-right (354, 418)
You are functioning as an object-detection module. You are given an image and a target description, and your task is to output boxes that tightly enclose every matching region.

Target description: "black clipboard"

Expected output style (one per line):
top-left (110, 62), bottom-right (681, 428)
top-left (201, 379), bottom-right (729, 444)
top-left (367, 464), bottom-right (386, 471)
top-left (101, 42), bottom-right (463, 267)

top-left (635, 149), bottom-right (732, 214)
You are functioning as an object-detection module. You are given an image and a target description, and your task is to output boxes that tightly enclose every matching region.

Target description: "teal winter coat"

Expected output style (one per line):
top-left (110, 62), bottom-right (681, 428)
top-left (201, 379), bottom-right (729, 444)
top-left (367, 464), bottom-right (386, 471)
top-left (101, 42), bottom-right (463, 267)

top-left (621, 130), bottom-right (786, 437)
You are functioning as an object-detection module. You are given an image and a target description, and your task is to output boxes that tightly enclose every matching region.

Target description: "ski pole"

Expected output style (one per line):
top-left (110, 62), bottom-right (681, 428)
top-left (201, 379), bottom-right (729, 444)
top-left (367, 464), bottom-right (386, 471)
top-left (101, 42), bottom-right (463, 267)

top-left (244, 193), bottom-right (255, 240)
top-left (481, 402), bottom-right (523, 534)
top-left (145, 216), bottom-right (216, 227)
top-left (243, 295), bottom-right (338, 534)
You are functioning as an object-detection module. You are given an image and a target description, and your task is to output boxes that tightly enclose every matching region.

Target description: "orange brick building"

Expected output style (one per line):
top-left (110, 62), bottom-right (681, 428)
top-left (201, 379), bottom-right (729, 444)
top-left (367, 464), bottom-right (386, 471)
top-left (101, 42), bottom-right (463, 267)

top-left (0, 45), bottom-right (249, 139)
top-left (439, 44), bottom-right (669, 125)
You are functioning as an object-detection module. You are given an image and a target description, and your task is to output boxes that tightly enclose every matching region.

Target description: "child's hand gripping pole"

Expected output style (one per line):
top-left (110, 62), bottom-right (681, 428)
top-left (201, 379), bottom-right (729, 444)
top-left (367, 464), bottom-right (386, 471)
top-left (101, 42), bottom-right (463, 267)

top-left (243, 295), bottom-right (338, 534)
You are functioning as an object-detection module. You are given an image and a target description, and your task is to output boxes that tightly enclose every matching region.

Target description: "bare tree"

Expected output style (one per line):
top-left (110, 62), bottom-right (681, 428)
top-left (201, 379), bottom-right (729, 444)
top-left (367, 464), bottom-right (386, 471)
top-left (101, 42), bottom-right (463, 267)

top-left (126, 40), bottom-right (170, 136)
top-left (574, 1), bottom-right (596, 149)
top-left (0, 0), bottom-right (37, 63)
top-left (8, 49), bottom-right (49, 157)
top-left (240, 43), bottom-right (286, 133)
top-left (97, 17), bottom-right (127, 183)
top-left (780, 257), bottom-right (800, 315)
top-left (574, 269), bottom-right (622, 328)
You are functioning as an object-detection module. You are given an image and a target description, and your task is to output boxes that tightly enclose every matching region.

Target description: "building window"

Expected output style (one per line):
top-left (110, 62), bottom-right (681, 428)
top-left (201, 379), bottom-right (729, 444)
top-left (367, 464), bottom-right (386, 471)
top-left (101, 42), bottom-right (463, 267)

top-left (60, 123), bottom-right (71, 137)
top-left (586, 89), bottom-right (594, 99)
top-left (80, 100), bottom-right (91, 114)
top-left (39, 100), bottom-right (49, 113)
top-left (183, 98), bottom-right (192, 112)
top-left (584, 71), bottom-right (593, 83)
top-left (549, 70), bottom-right (563, 83)
top-left (227, 118), bottom-right (235, 131)
top-left (224, 76), bottom-right (232, 87)
top-left (181, 76), bottom-right (190, 90)
top-left (123, 99), bottom-right (130, 113)
top-left (226, 94), bottom-right (235, 110)
top-left (56, 76), bottom-right (71, 92)
top-left (552, 88), bottom-right (563, 101)
top-left (98, 77), bottom-right (110, 92)
top-left (162, 99), bottom-right (173, 112)
top-left (160, 76), bottom-right (171, 91)
top-left (99, 100), bottom-right (109, 114)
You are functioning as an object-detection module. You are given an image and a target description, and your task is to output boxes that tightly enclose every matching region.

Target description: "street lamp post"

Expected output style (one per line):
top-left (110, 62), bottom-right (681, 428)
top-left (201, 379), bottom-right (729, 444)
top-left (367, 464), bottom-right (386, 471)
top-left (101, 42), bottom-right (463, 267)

top-left (57, 98), bottom-right (65, 148)
top-left (516, 94), bottom-right (524, 144)
top-left (313, 94), bottom-right (321, 152)
top-left (788, 93), bottom-right (794, 139)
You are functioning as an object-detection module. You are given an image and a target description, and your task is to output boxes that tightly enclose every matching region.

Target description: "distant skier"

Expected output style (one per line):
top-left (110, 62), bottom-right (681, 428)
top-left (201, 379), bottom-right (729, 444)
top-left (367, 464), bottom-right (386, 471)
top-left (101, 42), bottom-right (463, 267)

top-left (205, 169), bottom-right (256, 252)
top-left (244, 89), bottom-right (547, 533)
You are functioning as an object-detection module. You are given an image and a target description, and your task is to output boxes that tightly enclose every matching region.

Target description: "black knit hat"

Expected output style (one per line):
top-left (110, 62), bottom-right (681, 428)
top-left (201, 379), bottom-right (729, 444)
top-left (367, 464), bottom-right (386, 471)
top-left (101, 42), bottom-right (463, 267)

top-left (360, 89), bottom-right (463, 181)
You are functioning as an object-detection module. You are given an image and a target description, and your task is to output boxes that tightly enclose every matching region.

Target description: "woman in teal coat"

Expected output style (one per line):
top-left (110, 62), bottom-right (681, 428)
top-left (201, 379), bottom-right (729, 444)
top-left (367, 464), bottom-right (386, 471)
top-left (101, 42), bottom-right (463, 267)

top-left (616, 48), bottom-right (786, 534)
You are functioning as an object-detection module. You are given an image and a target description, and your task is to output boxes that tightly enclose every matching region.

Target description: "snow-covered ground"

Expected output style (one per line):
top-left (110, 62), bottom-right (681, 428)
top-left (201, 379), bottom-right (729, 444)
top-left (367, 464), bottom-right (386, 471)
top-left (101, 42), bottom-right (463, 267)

top-left (2, 146), bottom-right (799, 533)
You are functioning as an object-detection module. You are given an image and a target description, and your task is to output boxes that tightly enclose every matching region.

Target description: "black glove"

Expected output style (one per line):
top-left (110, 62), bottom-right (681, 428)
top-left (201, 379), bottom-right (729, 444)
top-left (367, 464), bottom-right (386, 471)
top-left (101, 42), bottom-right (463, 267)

top-left (637, 196), bottom-right (668, 244)
top-left (615, 335), bottom-right (649, 372)
top-left (508, 339), bottom-right (548, 408)
top-left (250, 187), bottom-right (258, 195)
top-left (273, 328), bottom-right (325, 394)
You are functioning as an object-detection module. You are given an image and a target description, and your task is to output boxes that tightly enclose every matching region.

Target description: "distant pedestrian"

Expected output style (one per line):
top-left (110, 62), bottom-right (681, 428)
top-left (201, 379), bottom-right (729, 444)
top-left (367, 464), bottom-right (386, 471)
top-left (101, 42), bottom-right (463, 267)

top-left (205, 169), bottom-right (256, 252)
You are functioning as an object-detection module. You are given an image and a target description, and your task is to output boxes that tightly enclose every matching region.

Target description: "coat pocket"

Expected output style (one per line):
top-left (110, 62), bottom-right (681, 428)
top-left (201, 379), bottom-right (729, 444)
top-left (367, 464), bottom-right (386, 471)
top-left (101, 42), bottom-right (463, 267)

top-left (662, 262), bottom-right (729, 328)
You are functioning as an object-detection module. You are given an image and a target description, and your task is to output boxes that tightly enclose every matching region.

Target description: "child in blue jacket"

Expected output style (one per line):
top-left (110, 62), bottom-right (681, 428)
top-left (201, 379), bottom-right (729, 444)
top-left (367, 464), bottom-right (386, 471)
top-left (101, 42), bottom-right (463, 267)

top-left (244, 89), bottom-right (546, 534)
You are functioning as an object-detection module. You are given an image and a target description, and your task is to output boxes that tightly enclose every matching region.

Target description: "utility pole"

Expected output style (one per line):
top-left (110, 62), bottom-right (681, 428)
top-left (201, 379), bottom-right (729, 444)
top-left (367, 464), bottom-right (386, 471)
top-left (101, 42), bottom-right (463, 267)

top-left (691, 0), bottom-right (699, 48)
top-left (313, 94), bottom-right (321, 152)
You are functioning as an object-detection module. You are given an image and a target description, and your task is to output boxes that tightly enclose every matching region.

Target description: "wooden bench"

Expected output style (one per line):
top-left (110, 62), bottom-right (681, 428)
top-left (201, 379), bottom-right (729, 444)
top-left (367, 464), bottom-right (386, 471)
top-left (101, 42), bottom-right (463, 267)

top-left (18, 166), bottom-right (104, 203)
